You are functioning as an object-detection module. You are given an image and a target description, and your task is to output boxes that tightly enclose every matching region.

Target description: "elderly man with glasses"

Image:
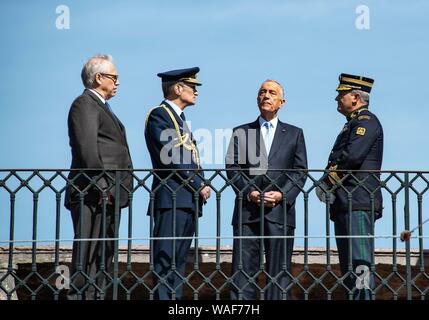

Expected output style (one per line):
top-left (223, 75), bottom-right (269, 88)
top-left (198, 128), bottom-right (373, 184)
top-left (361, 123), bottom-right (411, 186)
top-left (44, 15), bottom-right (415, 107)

top-left (65, 54), bottom-right (133, 300)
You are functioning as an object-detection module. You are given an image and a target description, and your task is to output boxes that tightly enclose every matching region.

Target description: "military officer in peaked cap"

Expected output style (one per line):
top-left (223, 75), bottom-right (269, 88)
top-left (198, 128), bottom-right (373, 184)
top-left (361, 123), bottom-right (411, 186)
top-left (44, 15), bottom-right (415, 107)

top-left (144, 67), bottom-right (211, 300)
top-left (317, 73), bottom-right (384, 300)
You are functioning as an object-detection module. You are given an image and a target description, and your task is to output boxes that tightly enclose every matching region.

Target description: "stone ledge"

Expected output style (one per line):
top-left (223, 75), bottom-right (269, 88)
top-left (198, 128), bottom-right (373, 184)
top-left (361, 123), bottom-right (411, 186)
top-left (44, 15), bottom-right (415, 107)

top-left (1, 246), bottom-right (427, 266)
top-left (1, 246), bottom-right (428, 300)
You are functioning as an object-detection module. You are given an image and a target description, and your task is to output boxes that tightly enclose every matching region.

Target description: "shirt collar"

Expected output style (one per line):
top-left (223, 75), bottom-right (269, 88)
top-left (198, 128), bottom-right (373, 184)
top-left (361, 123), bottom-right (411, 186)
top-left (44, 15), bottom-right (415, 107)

top-left (347, 106), bottom-right (369, 121)
top-left (165, 99), bottom-right (183, 118)
top-left (259, 115), bottom-right (278, 130)
top-left (88, 89), bottom-right (106, 104)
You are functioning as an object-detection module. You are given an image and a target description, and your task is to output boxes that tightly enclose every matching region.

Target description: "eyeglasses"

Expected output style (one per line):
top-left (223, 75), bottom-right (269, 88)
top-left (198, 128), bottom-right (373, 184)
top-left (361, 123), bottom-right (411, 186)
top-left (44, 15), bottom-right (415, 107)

top-left (100, 73), bottom-right (119, 83)
top-left (180, 83), bottom-right (197, 93)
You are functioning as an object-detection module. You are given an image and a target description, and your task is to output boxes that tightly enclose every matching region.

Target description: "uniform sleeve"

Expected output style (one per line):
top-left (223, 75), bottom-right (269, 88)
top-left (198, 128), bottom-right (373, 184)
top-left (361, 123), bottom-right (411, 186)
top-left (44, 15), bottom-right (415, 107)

top-left (325, 115), bottom-right (382, 187)
top-left (335, 116), bottom-right (381, 170)
top-left (145, 108), bottom-right (203, 191)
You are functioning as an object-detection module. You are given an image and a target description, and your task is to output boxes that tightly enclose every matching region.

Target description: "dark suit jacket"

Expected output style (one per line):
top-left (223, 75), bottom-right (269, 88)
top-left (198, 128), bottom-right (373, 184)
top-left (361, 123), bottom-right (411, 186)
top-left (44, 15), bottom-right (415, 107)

top-left (144, 101), bottom-right (204, 215)
top-left (226, 118), bottom-right (308, 228)
top-left (65, 89), bottom-right (133, 209)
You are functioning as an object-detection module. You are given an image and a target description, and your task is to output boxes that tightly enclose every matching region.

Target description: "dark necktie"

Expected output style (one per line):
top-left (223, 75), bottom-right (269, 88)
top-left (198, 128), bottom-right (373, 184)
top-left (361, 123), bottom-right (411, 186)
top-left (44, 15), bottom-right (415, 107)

top-left (105, 102), bottom-right (114, 114)
top-left (105, 102), bottom-right (122, 129)
top-left (179, 112), bottom-right (198, 165)
top-left (105, 102), bottom-right (119, 119)
top-left (180, 112), bottom-right (190, 134)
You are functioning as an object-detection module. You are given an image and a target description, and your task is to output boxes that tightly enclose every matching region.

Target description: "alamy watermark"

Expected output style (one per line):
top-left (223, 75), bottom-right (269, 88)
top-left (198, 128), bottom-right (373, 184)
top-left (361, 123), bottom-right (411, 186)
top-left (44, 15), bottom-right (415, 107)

top-left (355, 265), bottom-right (371, 290)
top-left (355, 5), bottom-right (370, 30)
top-left (56, 5), bottom-right (70, 30)
top-left (157, 124), bottom-right (270, 171)
top-left (55, 265), bottom-right (70, 290)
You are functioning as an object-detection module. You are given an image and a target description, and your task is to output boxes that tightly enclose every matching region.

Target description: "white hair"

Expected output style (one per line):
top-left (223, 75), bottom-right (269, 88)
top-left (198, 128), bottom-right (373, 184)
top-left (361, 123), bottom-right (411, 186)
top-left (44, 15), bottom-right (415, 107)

top-left (261, 79), bottom-right (285, 99)
top-left (350, 89), bottom-right (370, 105)
top-left (81, 54), bottom-right (113, 88)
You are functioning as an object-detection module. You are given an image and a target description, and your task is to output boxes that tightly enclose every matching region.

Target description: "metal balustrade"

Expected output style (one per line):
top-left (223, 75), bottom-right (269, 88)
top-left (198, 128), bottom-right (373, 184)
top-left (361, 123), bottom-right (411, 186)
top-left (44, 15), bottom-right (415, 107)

top-left (0, 169), bottom-right (428, 300)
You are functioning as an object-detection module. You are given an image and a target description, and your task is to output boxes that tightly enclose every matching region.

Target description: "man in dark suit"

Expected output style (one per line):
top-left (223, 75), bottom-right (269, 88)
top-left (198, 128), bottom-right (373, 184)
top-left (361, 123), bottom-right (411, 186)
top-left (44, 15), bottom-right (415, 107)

top-left (317, 74), bottom-right (383, 300)
top-left (65, 54), bottom-right (133, 300)
top-left (226, 80), bottom-right (308, 300)
top-left (145, 67), bottom-right (211, 300)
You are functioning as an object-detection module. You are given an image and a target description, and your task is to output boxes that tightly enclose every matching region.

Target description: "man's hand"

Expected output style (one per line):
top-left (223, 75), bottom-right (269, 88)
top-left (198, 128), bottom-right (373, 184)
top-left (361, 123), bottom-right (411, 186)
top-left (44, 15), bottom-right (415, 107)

top-left (248, 190), bottom-right (261, 205)
top-left (247, 191), bottom-right (261, 206)
top-left (98, 190), bottom-right (112, 205)
top-left (263, 191), bottom-right (283, 208)
top-left (199, 186), bottom-right (211, 202)
top-left (316, 181), bottom-right (335, 204)
top-left (248, 190), bottom-right (283, 208)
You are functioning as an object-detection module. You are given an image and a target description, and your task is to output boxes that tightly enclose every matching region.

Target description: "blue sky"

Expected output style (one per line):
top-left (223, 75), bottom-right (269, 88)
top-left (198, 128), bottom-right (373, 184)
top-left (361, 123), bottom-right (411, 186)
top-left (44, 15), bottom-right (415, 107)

top-left (0, 0), bottom-right (428, 249)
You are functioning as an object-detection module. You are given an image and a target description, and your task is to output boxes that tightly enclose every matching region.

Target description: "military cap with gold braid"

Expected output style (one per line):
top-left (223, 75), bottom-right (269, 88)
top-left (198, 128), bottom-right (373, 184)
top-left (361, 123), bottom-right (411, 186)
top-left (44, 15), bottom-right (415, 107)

top-left (336, 73), bottom-right (374, 93)
top-left (157, 67), bottom-right (202, 86)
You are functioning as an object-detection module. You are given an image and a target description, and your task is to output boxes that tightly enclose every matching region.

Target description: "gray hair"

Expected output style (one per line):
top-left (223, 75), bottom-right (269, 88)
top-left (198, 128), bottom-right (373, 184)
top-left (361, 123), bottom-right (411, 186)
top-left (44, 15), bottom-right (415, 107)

top-left (81, 54), bottom-right (113, 88)
top-left (350, 89), bottom-right (370, 105)
top-left (261, 79), bottom-right (285, 99)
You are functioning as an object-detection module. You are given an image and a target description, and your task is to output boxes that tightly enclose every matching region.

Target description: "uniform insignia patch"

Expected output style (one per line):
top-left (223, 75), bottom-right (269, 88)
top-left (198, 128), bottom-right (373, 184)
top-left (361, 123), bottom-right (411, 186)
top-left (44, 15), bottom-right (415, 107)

top-left (356, 127), bottom-right (366, 136)
top-left (358, 115), bottom-right (371, 121)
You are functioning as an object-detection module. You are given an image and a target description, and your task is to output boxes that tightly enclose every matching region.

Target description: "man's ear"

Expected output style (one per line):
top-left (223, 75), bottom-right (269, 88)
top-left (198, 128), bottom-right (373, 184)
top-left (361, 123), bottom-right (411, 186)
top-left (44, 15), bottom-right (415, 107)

top-left (95, 73), bottom-right (103, 85)
top-left (351, 93), bottom-right (359, 106)
top-left (174, 84), bottom-right (182, 95)
top-left (352, 93), bottom-right (360, 102)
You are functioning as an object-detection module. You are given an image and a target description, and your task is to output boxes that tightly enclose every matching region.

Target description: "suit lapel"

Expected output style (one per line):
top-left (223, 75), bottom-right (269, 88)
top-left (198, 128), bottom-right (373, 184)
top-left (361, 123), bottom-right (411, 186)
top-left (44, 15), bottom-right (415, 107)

top-left (84, 89), bottom-right (128, 144)
top-left (268, 121), bottom-right (288, 161)
top-left (248, 118), bottom-right (267, 160)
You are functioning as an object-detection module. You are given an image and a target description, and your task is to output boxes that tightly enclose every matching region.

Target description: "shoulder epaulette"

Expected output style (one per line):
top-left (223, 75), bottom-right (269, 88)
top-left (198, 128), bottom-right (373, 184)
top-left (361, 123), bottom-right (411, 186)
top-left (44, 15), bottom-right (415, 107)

top-left (358, 115), bottom-right (371, 121)
top-left (350, 107), bottom-right (369, 119)
top-left (146, 104), bottom-right (200, 168)
top-left (145, 105), bottom-right (163, 129)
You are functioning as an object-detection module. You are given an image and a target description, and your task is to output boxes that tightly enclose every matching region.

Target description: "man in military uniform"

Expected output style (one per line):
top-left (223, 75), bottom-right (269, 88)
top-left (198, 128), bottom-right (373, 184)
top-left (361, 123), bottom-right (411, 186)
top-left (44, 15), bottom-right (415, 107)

top-left (317, 73), bottom-right (383, 300)
top-left (144, 67), bottom-right (211, 300)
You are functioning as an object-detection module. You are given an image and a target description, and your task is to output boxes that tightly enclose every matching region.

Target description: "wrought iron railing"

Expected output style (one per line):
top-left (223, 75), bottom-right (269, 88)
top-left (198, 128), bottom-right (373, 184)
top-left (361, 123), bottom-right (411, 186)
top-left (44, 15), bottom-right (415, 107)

top-left (0, 169), bottom-right (428, 300)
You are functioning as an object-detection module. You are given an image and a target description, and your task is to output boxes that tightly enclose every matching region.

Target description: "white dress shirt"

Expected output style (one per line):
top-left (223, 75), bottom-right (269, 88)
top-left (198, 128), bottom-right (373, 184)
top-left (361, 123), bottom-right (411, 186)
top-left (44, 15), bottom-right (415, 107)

top-left (259, 116), bottom-right (278, 154)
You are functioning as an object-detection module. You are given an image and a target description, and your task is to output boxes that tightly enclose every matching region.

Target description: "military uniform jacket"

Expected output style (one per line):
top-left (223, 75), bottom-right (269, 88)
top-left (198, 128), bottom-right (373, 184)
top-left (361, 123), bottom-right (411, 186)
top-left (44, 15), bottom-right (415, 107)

top-left (326, 107), bottom-right (383, 218)
top-left (145, 101), bottom-right (204, 215)
top-left (226, 118), bottom-right (308, 227)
